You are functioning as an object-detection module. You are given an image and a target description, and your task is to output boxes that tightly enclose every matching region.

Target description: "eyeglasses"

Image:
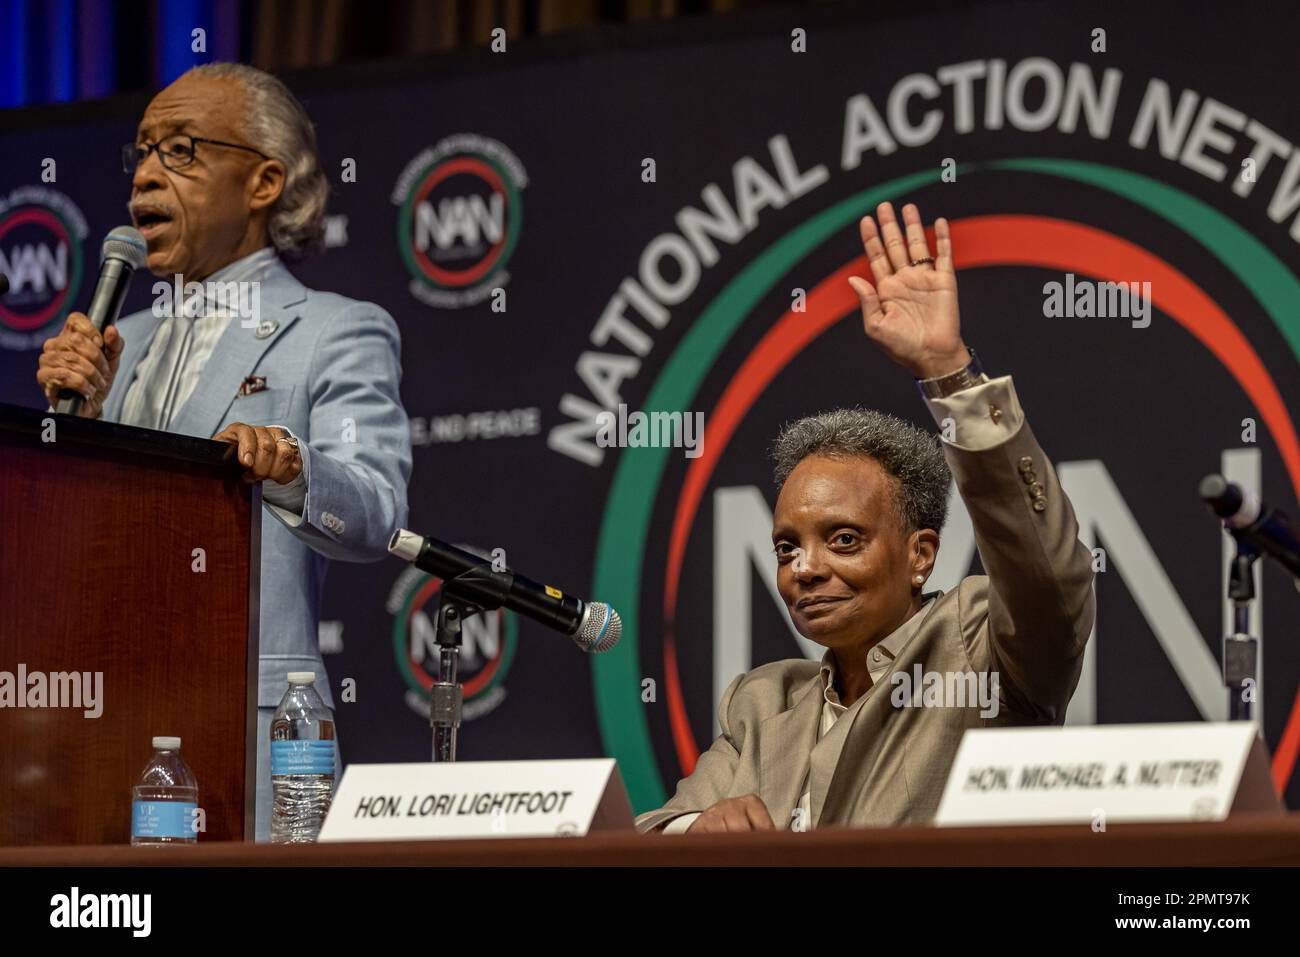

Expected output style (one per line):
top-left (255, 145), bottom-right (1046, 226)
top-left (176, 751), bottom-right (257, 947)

top-left (122, 134), bottom-right (270, 174)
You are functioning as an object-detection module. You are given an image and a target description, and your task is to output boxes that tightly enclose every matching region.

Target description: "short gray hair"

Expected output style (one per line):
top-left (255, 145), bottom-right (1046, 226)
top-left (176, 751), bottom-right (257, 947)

top-left (184, 62), bottom-right (327, 258)
top-left (770, 408), bottom-right (951, 533)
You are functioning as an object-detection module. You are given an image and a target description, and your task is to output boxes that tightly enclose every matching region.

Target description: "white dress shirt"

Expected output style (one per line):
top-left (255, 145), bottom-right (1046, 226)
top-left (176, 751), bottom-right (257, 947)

top-left (120, 246), bottom-right (279, 430)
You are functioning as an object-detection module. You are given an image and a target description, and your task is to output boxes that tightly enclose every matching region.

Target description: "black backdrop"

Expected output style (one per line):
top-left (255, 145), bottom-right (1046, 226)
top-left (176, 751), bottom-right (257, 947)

top-left (3, 0), bottom-right (1300, 813)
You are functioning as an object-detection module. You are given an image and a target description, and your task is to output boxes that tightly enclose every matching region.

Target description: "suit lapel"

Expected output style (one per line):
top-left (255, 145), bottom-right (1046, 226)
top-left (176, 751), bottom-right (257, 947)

top-left (166, 263), bottom-right (306, 439)
top-left (758, 674), bottom-right (823, 830)
top-left (816, 691), bottom-right (893, 826)
top-left (809, 690), bottom-right (875, 826)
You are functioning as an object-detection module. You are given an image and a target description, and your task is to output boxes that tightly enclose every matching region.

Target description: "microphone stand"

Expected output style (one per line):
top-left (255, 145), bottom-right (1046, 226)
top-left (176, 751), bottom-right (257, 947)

top-left (1222, 535), bottom-right (1261, 722)
top-left (430, 566), bottom-right (508, 762)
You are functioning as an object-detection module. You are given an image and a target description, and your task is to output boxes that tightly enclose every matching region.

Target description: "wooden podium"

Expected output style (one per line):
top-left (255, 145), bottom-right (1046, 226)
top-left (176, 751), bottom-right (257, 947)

top-left (0, 403), bottom-right (259, 845)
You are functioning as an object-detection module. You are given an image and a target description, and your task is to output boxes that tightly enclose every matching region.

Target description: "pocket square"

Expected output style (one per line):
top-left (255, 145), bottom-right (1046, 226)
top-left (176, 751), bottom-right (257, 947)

top-left (239, 375), bottom-right (268, 397)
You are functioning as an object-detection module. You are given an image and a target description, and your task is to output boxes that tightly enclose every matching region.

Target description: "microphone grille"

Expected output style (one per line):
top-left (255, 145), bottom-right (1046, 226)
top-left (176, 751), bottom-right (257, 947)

top-left (1198, 473), bottom-right (1228, 505)
top-left (574, 602), bottom-right (621, 653)
top-left (102, 226), bottom-right (148, 270)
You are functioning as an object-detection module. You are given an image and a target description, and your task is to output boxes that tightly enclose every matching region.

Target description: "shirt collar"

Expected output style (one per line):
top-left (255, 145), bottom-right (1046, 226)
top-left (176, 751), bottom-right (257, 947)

top-left (166, 246), bottom-right (279, 323)
top-left (818, 593), bottom-right (940, 706)
top-left (206, 245), bottom-right (279, 285)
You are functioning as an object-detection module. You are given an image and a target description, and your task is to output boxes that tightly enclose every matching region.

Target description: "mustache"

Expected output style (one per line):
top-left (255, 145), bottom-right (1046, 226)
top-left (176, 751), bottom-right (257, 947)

top-left (127, 200), bottom-right (177, 220)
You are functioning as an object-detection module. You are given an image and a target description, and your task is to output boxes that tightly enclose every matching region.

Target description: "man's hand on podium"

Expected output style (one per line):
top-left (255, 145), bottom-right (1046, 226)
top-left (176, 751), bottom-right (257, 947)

top-left (213, 423), bottom-right (303, 485)
top-left (36, 312), bottom-right (124, 418)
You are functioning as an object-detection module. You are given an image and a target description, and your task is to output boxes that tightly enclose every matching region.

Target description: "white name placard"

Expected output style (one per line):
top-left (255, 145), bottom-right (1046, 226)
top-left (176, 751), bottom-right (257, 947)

top-left (935, 722), bottom-right (1281, 827)
top-left (318, 758), bottom-right (633, 842)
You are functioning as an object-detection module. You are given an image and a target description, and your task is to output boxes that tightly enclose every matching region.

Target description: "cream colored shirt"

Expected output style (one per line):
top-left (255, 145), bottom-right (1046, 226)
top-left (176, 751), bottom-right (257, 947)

top-left (661, 373), bottom-right (1023, 834)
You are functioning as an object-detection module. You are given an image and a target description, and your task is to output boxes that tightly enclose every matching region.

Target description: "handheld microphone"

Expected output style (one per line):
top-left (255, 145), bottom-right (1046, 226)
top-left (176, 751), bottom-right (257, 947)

top-left (388, 529), bottom-right (621, 653)
top-left (55, 226), bottom-right (148, 416)
top-left (1199, 474), bottom-right (1300, 580)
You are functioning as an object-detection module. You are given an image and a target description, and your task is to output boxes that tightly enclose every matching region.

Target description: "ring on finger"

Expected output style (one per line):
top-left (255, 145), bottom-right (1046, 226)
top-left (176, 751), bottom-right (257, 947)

top-left (909, 257), bottom-right (936, 268)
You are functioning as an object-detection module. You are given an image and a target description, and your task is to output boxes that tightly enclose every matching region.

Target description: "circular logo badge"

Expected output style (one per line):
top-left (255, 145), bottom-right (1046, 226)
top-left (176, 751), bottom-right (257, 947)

top-left (393, 134), bottom-right (527, 310)
top-left (0, 187), bottom-right (88, 348)
top-left (389, 563), bottom-right (518, 722)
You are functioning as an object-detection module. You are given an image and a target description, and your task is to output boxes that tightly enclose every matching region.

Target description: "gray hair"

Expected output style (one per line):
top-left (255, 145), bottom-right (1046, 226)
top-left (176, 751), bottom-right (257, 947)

top-left (770, 408), bottom-right (951, 533)
top-left (184, 62), bottom-right (327, 258)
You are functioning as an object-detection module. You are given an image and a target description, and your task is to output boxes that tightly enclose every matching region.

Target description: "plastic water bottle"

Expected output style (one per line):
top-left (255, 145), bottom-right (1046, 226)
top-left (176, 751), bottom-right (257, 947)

top-left (130, 736), bottom-right (199, 846)
top-left (270, 671), bottom-right (337, 843)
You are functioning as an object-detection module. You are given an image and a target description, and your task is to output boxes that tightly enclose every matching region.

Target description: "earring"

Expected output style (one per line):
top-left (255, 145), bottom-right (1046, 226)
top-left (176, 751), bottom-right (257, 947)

top-left (913, 575), bottom-right (925, 586)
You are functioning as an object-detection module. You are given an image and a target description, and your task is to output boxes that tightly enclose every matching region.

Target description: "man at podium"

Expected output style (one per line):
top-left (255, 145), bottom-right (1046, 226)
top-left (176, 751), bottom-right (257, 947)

top-left (637, 202), bottom-right (1096, 834)
top-left (33, 63), bottom-right (412, 841)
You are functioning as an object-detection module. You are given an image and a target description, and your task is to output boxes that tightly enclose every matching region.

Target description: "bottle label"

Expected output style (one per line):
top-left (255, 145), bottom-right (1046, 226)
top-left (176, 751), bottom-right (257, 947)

top-left (132, 801), bottom-right (198, 839)
top-left (271, 739), bottom-right (336, 775)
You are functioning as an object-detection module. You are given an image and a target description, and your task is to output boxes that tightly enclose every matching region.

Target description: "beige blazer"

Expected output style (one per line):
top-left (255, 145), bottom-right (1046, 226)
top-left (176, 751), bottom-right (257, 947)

top-left (635, 410), bottom-right (1096, 832)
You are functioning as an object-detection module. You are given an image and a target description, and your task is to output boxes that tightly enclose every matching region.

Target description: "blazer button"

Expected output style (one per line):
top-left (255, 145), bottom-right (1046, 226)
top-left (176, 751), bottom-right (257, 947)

top-left (1022, 469), bottom-right (1039, 485)
top-left (1017, 456), bottom-right (1033, 472)
top-left (1031, 497), bottom-right (1047, 512)
top-left (1029, 482), bottom-right (1044, 496)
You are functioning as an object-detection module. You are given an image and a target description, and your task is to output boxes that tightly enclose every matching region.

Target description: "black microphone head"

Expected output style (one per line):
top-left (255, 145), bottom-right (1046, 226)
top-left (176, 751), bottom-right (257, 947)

top-left (388, 528), bottom-right (424, 561)
top-left (1199, 473), bottom-right (1241, 518)
top-left (102, 226), bottom-right (148, 270)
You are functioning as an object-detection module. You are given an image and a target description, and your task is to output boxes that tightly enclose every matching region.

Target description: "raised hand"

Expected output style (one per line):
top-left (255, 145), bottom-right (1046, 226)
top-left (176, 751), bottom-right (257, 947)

top-left (848, 202), bottom-right (968, 380)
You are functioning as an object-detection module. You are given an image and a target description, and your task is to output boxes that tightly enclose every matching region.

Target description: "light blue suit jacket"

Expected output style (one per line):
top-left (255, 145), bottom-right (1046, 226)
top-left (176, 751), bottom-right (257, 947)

top-left (102, 257), bottom-right (412, 713)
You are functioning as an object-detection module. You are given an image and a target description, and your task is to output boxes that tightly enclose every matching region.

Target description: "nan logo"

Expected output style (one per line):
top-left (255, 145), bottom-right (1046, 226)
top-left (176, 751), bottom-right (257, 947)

top-left (0, 186), bottom-right (89, 351)
top-left (392, 134), bottom-right (527, 310)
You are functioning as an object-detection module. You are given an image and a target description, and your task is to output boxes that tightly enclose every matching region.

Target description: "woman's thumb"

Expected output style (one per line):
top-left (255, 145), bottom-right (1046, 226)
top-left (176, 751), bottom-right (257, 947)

top-left (848, 276), bottom-right (879, 317)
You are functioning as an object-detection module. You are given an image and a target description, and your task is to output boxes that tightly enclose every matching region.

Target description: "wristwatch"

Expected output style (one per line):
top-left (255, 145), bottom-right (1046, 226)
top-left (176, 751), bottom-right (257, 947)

top-left (916, 348), bottom-right (987, 400)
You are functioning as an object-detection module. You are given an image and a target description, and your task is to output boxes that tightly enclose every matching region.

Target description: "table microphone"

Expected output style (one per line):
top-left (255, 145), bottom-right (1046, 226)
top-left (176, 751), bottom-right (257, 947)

top-left (1200, 474), bottom-right (1300, 580)
top-left (55, 226), bottom-right (148, 416)
top-left (388, 529), bottom-right (622, 652)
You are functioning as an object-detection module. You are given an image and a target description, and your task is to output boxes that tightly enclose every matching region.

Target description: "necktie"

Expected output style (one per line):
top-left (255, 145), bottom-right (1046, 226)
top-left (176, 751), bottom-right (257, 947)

top-left (136, 313), bottom-right (196, 431)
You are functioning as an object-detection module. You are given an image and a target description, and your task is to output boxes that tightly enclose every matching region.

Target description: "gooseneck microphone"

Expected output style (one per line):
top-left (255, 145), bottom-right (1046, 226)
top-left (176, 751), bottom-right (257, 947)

top-left (55, 226), bottom-right (148, 416)
top-left (388, 529), bottom-right (621, 652)
top-left (1200, 474), bottom-right (1300, 580)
